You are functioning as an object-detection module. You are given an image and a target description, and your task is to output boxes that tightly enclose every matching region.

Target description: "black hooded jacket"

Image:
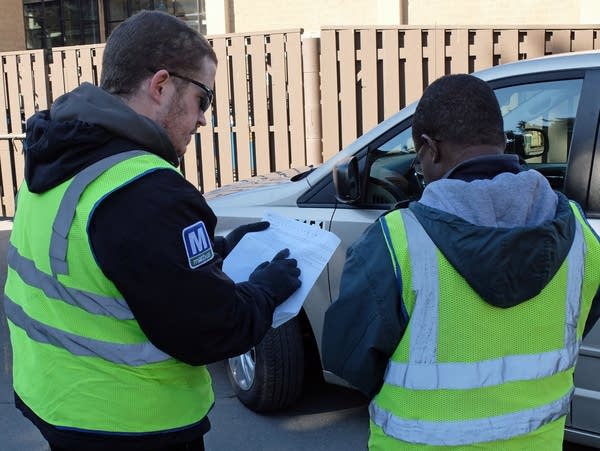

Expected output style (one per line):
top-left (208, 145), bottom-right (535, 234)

top-left (16, 82), bottom-right (278, 448)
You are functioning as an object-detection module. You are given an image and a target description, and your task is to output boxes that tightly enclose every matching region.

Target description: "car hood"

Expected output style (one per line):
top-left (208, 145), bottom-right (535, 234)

top-left (205, 167), bottom-right (312, 206)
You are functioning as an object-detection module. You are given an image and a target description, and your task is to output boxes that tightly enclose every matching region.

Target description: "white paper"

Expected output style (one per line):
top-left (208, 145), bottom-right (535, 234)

top-left (222, 212), bottom-right (341, 328)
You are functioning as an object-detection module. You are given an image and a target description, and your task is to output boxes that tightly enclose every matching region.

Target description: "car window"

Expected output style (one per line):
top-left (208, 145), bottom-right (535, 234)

top-left (365, 127), bottom-right (417, 205)
top-left (498, 79), bottom-right (582, 164)
top-left (365, 78), bottom-right (583, 205)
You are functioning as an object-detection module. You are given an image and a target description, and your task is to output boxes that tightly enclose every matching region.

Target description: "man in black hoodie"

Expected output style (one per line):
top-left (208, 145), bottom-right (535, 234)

top-left (3, 10), bottom-right (300, 451)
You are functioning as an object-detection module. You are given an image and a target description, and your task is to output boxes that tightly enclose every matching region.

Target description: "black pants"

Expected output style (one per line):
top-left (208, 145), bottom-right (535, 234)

top-left (49, 436), bottom-right (205, 451)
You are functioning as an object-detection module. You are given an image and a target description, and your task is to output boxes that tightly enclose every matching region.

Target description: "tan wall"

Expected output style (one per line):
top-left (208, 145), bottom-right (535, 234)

top-left (580, 0), bottom-right (600, 23)
top-left (0, 0), bottom-right (26, 51)
top-left (232, 0), bottom-right (384, 34)
top-left (228, 0), bottom-right (600, 34)
top-left (409, 0), bottom-right (587, 26)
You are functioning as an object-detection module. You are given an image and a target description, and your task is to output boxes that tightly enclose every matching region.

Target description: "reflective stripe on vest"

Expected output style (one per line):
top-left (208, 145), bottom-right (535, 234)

top-left (370, 208), bottom-right (586, 445)
top-left (369, 388), bottom-right (572, 446)
top-left (7, 242), bottom-right (133, 320)
top-left (50, 150), bottom-right (146, 276)
top-left (4, 294), bottom-right (170, 366)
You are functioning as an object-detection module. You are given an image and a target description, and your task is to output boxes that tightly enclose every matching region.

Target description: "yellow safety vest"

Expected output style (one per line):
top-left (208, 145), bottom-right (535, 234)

top-left (4, 150), bottom-right (214, 433)
top-left (370, 205), bottom-right (599, 450)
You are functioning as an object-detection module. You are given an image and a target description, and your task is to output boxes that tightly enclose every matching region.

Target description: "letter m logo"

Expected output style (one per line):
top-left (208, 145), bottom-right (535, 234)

top-left (182, 221), bottom-right (214, 269)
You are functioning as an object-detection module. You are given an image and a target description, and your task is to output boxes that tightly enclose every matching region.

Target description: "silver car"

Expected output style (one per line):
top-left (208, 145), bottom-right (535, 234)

top-left (206, 51), bottom-right (600, 448)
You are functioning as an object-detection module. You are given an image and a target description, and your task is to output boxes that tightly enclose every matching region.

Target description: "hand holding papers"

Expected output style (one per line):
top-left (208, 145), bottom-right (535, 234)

top-left (223, 212), bottom-right (341, 328)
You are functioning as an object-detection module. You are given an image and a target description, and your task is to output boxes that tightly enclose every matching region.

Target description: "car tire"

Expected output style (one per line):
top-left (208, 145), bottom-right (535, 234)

top-left (226, 317), bottom-right (304, 412)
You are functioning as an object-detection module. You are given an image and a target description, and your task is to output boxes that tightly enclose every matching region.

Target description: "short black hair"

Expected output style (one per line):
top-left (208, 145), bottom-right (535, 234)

top-left (100, 10), bottom-right (217, 98)
top-left (412, 74), bottom-right (505, 149)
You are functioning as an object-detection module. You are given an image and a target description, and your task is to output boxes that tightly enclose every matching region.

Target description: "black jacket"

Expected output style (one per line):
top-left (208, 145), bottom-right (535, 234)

top-left (17, 82), bottom-right (277, 449)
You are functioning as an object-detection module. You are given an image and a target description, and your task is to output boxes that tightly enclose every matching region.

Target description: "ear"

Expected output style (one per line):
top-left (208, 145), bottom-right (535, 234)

top-left (147, 69), bottom-right (171, 104)
top-left (422, 134), bottom-right (442, 163)
top-left (430, 140), bottom-right (442, 163)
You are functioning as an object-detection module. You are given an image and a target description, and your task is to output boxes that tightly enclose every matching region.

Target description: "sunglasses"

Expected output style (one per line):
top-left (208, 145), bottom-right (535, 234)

top-left (147, 68), bottom-right (214, 112)
top-left (411, 134), bottom-right (440, 176)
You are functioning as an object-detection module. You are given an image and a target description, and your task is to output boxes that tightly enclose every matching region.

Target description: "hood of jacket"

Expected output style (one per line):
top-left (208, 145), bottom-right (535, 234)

top-left (409, 154), bottom-right (576, 308)
top-left (24, 82), bottom-right (178, 193)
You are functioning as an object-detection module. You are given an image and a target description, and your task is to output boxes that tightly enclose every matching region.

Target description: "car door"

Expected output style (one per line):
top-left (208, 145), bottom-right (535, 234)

top-left (562, 69), bottom-right (600, 444)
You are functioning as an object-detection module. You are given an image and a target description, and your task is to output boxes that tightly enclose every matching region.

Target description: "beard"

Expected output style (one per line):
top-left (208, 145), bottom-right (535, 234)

top-left (157, 90), bottom-right (188, 157)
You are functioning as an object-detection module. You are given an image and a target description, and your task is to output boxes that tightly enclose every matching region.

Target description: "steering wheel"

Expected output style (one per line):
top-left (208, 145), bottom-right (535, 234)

top-left (367, 176), bottom-right (409, 203)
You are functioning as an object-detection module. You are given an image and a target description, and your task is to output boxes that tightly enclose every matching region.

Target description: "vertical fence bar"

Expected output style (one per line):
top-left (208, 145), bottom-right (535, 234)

top-left (433, 28), bottom-right (446, 79)
top-left (230, 35), bottom-right (252, 180)
top-left (359, 28), bottom-right (378, 135)
top-left (198, 112), bottom-right (217, 193)
top-left (339, 28), bottom-right (357, 148)
top-left (571, 29), bottom-right (595, 52)
top-left (14, 54), bottom-right (35, 189)
top-left (0, 56), bottom-right (15, 216)
top-left (18, 54), bottom-right (36, 120)
top-left (182, 137), bottom-right (200, 189)
top-left (520, 29), bottom-right (546, 59)
top-left (212, 37), bottom-right (234, 186)
top-left (470, 29), bottom-right (494, 72)
top-left (50, 49), bottom-right (66, 100)
top-left (32, 49), bottom-right (50, 110)
top-left (495, 29), bottom-right (520, 65)
top-left (248, 34), bottom-right (270, 174)
top-left (445, 29), bottom-right (469, 74)
top-left (382, 29), bottom-right (400, 119)
top-left (320, 29), bottom-right (340, 161)
top-left (401, 28), bottom-right (424, 105)
top-left (269, 33), bottom-right (290, 170)
top-left (287, 31), bottom-right (306, 168)
top-left (302, 37), bottom-right (323, 166)
top-left (62, 49), bottom-right (80, 92)
top-left (93, 45), bottom-right (104, 85)
top-left (421, 29), bottom-right (435, 88)
top-left (547, 30), bottom-right (572, 54)
top-left (5, 55), bottom-right (24, 198)
top-left (79, 46), bottom-right (95, 85)
top-left (4, 56), bottom-right (21, 136)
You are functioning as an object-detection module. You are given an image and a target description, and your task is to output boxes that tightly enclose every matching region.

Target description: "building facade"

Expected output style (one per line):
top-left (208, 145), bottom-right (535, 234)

top-left (0, 0), bottom-right (207, 52)
top-left (1, 0), bottom-right (27, 52)
top-left (1, 0), bottom-right (600, 52)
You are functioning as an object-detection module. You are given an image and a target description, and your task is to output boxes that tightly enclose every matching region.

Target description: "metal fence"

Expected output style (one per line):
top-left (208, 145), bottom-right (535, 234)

top-left (1, 26), bottom-right (599, 216)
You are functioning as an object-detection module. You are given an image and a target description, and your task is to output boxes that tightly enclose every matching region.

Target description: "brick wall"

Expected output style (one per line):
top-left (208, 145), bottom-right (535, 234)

top-left (0, 0), bottom-right (26, 51)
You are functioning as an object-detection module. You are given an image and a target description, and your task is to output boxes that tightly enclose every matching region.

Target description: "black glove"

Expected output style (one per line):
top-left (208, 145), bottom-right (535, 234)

top-left (215, 221), bottom-right (270, 257)
top-left (249, 248), bottom-right (301, 305)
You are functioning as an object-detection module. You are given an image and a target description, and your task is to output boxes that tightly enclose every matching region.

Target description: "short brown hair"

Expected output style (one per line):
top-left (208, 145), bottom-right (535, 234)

top-left (100, 10), bottom-right (217, 98)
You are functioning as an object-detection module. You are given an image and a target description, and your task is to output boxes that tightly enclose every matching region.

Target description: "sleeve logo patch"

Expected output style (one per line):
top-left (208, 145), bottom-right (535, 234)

top-left (182, 221), bottom-right (214, 269)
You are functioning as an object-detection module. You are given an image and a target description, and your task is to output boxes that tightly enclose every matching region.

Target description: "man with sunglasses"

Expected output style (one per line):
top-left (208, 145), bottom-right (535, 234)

top-left (323, 74), bottom-right (599, 449)
top-left (4, 10), bottom-right (301, 451)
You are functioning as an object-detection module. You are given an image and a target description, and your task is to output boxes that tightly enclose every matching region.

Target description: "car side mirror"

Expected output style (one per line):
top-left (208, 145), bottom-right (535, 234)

top-left (333, 156), bottom-right (360, 203)
top-left (505, 129), bottom-right (547, 160)
top-left (521, 129), bottom-right (546, 159)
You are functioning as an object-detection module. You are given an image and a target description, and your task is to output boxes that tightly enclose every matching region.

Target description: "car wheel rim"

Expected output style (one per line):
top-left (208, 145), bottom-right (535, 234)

top-left (228, 348), bottom-right (256, 391)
